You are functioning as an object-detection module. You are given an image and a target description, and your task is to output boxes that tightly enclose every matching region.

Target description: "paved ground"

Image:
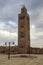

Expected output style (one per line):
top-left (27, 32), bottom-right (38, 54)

top-left (0, 54), bottom-right (43, 65)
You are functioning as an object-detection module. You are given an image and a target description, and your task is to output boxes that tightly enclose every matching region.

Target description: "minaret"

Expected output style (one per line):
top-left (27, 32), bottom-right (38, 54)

top-left (18, 6), bottom-right (30, 53)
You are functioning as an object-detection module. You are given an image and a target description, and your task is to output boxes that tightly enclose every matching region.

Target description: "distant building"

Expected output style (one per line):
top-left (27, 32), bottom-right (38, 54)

top-left (30, 47), bottom-right (40, 54)
top-left (18, 6), bottom-right (30, 53)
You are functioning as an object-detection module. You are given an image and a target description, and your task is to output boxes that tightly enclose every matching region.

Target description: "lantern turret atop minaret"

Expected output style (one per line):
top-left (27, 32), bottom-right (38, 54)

top-left (21, 6), bottom-right (27, 14)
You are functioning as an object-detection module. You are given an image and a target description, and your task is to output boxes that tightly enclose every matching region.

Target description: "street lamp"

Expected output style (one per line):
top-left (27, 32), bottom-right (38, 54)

top-left (12, 42), bottom-right (15, 45)
top-left (12, 42), bottom-right (15, 54)
top-left (5, 41), bottom-right (15, 60)
top-left (5, 42), bottom-right (7, 54)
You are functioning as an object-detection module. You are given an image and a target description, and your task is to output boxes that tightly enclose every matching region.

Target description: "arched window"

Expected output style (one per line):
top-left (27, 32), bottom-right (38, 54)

top-left (20, 32), bottom-right (24, 38)
top-left (21, 20), bottom-right (24, 28)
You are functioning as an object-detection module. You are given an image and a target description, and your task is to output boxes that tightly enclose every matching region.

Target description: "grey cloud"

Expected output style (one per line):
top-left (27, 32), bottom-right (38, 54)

top-left (30, 0), bottom-right (43, 10)
top-left (0, 0), bottom-right (23, 31)
top-left (0, 0), bottom-right (43, 47)
top-left (36, 23), bottom-right (43, 29)
top-left (1, 22), bottom-right (17, 33)
top-left (0, 0), bottom-right (7, 9)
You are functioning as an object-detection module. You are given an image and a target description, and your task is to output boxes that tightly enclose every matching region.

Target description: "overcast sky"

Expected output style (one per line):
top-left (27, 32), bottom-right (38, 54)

top-left (0, 0), bottom-right (43, 48)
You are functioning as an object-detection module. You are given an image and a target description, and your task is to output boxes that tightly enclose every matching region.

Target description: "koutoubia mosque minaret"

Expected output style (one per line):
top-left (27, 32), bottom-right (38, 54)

top-left (18, 6), bottom-right (30, 53)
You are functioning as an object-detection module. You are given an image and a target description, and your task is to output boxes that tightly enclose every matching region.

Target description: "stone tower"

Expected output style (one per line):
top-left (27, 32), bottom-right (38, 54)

top-left (18, 6), bottom-right (30, 53)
